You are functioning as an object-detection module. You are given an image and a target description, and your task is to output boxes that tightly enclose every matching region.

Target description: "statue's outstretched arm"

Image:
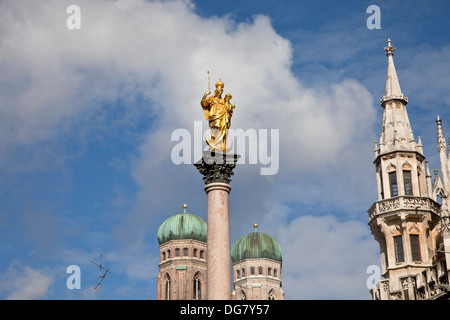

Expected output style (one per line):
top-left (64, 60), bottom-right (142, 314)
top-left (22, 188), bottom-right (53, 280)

top-left (201, 91), bottom-right (211, 108)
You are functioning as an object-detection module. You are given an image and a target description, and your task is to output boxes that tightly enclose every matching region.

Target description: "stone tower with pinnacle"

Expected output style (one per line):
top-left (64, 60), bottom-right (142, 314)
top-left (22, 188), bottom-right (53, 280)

top-left (368, 39), bottom-right (448, 300)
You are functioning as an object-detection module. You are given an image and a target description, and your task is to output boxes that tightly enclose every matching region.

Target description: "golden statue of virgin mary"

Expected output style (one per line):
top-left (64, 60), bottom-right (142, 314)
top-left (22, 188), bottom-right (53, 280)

top-left (200, 77), bottom-right (235, 153)
top-left (200, 76), bottom-right (235, 152)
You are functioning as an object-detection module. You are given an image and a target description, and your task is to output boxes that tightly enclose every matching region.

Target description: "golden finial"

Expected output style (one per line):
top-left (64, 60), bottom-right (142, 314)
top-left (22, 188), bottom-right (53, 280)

top-left (183, 204), bottom-right (187, 213)
top-left (254, 223), bottom-right (258, 232)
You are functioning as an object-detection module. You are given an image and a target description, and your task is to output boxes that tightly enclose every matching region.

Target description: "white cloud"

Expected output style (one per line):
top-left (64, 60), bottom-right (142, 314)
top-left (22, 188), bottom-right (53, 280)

top-left (273, 215), bottom-right (380, 299)
top-left (0, 262), bottom-right (54, 300)
top-left (402, 45), bottom-right (450, 109)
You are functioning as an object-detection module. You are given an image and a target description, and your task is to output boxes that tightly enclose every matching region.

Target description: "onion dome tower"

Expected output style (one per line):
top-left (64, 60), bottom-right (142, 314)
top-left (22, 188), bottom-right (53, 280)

top-left (156, 204), bottom-right (207, 300)
top-left (231, 224), bottom-right (284, 300)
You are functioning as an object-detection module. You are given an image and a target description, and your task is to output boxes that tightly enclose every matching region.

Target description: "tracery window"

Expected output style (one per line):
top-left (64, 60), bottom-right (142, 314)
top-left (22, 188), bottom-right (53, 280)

top-left (389, 172), bottom-right (398, 197)
top-left (394, 235), bottom-right (404, 263)
top-left (403, 170), bottom-right (412, 195)
top-left (410, 235), bottom-right (421, 262)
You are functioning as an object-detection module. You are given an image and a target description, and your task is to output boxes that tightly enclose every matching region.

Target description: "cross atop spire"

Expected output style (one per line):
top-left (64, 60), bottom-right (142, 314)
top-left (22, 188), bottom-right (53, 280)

top-left (383, 38), bottom-right (396, 56)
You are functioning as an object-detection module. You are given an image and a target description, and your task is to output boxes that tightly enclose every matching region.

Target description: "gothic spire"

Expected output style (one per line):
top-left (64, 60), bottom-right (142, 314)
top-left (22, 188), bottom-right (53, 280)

top-left (437, 116), bottom-right (447, 153)
top-left (378, 39), bottom-right (417, 154)
top-left (381, 38), bottom-right (408, 105)
top-left (436, 116), bottom-right (450, 191)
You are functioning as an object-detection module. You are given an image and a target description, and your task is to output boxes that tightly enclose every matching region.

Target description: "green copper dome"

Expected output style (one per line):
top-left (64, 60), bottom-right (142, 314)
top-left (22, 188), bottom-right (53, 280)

top-left (157, 206), bottom-right (207, 245)
top-left (231, 228), bottom-right (282, 263)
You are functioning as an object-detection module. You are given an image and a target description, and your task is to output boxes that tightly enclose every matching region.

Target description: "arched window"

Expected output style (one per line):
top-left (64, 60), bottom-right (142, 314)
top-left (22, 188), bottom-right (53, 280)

top-left (193, 248), bottom-right (198, 257)
top-left (175, 248), bottom-right (180, 257)
top-left (200, 250), bottom-right (204, 259)
top-left (258, 267), bottom-right (263, 275)
top-left (164, 274), bottom-right (171, 300)
top-left (250, 267), bottom-right (255, 275)
top-left (242, 268), bottom-right (245, 277)
top-left (236, 270), bottom-right (240, 279)
top-left (268, 267), bottom-right (272, 276)
top-left (167, 250), bottom-right (171, 258)
top-left (193, 273), bottom-right (201, 300)
top-left (268, 289), bottom-right (275, 300)
top-left (274, 269), bottom-right (278, 278)
top-left (183, 248), bottom-right (188, 257)
top-left (240, 290), bottom-right (247, 300)
top-left (162, 252), bottom-right (166, 260)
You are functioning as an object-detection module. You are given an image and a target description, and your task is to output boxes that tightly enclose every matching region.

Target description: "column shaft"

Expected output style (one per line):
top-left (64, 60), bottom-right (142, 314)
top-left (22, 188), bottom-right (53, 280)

top-left (205, 182), bottom-right (232, 300)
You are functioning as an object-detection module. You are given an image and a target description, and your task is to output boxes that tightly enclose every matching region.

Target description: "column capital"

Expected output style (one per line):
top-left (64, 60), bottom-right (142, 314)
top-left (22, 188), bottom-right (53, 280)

top-left (194, 151), bottom-right (240, 185)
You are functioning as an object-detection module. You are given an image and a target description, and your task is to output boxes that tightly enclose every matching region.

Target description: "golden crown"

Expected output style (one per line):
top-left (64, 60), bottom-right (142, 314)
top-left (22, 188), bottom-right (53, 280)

top-left (215, 78), bottom-right (224, 88)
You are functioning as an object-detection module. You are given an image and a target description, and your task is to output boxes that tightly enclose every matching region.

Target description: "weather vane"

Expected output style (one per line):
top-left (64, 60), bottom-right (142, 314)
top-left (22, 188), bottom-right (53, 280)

top-left (89, 253), bottom-right (110, 300)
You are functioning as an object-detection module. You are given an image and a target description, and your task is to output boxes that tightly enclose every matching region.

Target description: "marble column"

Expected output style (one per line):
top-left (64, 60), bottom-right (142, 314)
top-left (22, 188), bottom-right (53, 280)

top-left (194, 151), bottom-right (239, 300)
top-left (204, 182), bottom-right (232, 300)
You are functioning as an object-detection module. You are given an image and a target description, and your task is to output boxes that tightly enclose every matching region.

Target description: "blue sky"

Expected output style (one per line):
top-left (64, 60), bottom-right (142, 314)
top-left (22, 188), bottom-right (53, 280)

top-left (0, 0), bottom-right (450, 299)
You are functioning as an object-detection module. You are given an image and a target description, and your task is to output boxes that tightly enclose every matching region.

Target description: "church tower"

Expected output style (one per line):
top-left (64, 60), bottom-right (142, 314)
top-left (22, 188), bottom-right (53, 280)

top-left (156, 204), bottom-right (208, 300)
top-left (230, 224), bottom-right (284, 300)
top-left (368, 39), bottom-right (443, 300)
